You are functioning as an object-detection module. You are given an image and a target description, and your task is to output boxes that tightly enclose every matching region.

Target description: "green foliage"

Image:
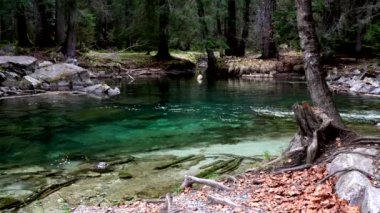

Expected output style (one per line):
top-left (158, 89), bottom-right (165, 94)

top-left (78, 9), bottom-right (96, 48)
top-left (364, 21), bottom-right (380, 53)
top-left (263, 151), bottom-right (271, 162)
top-left (273, 0), bottom-right (300, 50)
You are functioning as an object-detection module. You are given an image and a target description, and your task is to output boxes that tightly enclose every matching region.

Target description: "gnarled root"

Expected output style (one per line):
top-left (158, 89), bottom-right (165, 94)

top-left (181, 175), bottom-right (230, 191)
top-left (207, 195), bottom-right (240, 208)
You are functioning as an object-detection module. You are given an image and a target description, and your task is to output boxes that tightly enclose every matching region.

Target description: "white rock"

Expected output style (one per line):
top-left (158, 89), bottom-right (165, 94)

top-left (361, 186), bottom-right (380, 213)
top-left (38, 61), bottom-right (53, 68)
top-left (107, 87), bottom-right (120, 97)
top-left (327, 149), bottom-right (376, 175)
top-left (335, 171), bottom-right (370, 205)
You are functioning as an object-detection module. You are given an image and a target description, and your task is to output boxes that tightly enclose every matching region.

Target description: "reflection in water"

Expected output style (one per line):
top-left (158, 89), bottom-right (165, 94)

top-left (0, 79), bottom-right (378, 168)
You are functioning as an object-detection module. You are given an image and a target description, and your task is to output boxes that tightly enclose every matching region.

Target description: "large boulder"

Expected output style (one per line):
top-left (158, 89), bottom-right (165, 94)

top-left (362, 186), bottom-right (380, 213)
top-left (28, 63), bottom-right (93, 90)
top-left (0, 56), bottom-right (37, 76)
top-left (327, 148), bottom-right (376, 174)
top-left (335, 171), bottom-right (370, 205)
top-left (18, 76), bottom-right (42, 90)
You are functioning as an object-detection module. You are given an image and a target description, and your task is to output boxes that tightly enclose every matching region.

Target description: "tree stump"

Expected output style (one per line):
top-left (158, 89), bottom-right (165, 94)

top-left (282, 103), bottom-right (357, 166)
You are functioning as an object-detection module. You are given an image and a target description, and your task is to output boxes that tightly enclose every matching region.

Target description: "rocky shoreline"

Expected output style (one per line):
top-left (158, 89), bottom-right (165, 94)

top-left (0, 56), bottom-right (120, 99)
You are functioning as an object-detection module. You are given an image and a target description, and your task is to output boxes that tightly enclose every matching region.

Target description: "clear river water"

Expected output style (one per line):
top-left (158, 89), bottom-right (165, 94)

top-left (0, 78), bottom-right (379, 169)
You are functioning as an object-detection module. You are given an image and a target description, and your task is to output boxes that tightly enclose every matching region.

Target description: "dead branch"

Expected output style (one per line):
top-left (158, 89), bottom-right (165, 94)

top-left (207, 195), bottom-right (240, 208)
top-left (181, 175), bottom-right (230, 191)
top-left (318, 167), bottom-right (380, 184)
top-left (165, 193), bottom-right (173, 213)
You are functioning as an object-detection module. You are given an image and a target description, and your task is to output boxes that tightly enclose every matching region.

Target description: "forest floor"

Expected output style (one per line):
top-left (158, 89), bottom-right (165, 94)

top-left (73, 164), bottom-right (359, 213)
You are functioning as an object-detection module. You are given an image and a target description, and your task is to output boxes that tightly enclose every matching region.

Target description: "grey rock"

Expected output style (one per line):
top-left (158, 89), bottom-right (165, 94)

top-left (293, 64), bottom-right (304, 73)
top-left (107, 87), bottom-right (120, 97)
top-left (38, 61), bottom-right (53, 68)
top-left (326, 74), bottom-right (340, 81)
top-left (358, 84), bottom-right (375, 94)
top-left (352, 69), bottom-right (362, 75)
top-left (29, 63), bottom-right (93, 89)
top-left (19, 76), bottom-right (42, 90)
top-left (327, 150), bottom-right (375, 174)
top-left (0, 91), bottom-right (3, 97)
top-left (0, 72), bottom-right (6, 82)
top-left (0, 56), bottom-right (37, 76)
top-left (361, 186), bottom-right (380, 213)
top-left (4, 71), bottom-right (20, 80)
top-left (376, 123), bottom-right (380, 128)
top-left (370, 88), bottom-right (380, 95)
top-left (335, 171), bottom-right (369, 205)
top-left (2, 79), bottom-right (20, 88)
top-left (349, 81), bottom-right (365, 92)
top-left (80, 84), bottom-right (119, 97)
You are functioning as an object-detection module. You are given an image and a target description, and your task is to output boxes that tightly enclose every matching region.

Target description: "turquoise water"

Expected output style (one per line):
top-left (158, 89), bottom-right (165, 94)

top-left (0, 79), bottom-right (379, 168)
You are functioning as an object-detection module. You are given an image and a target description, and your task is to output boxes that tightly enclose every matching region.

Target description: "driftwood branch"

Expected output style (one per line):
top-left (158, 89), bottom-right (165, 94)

top-left (207, 195), bottom-right (240, 208)
top-left (181, 175), bottom-right (230, 191)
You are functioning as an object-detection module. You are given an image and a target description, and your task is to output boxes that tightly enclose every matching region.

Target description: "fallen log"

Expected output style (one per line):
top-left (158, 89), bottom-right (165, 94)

top-left (181, 175), bottom-right (230, 191)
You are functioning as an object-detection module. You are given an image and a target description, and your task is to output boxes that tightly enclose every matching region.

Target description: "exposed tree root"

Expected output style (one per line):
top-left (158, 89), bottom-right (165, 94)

top-left (181, 175), bottom-right (230, 191)
top-left (274, 164), bottom-right (312, 174)
top-left (207, 195), bottom-right (240, 208)
top-left (274, 103), bottom-right (359, 168)
top-left (161, 193), bottom-right (177, 213)
top-left (318, 167), bottom-right (380, 184)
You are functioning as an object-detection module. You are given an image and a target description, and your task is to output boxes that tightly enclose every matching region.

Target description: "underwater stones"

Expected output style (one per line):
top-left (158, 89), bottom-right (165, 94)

top-left (118, 171), bottom-right (133, 179)
top-left (79, 162), bottom-right (112, 173)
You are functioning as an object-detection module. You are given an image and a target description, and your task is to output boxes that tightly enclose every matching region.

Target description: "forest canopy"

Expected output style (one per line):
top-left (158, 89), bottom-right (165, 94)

top-left (0, 0), bottom-right (379, 57)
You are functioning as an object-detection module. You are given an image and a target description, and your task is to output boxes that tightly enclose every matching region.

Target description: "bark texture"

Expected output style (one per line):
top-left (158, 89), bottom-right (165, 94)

top-left (62, 0), bottom-right (78, 58)
top-left (260, 0), bottom-right (277, 59)
top-left (16, 2), bottom-right (32, 47)
top-left (55, 0), bottom-right (65, 45)
top-left (33, 0), bottom-right (54, 47)
top-left (295, 0), bottom-right (344, 128)
top-left (155, 0), bottom-right (171, 60)
top-left (282, 103), bottom-right (357, 166)
top-left (225, 0), bottom-right (239, 56)
top-left (237, 0), bottom-right (251, 56)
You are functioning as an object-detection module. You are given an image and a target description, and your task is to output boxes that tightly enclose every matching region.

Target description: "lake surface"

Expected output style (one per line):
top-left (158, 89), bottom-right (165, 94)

top-left (0, 78), bottom-right (379, 168)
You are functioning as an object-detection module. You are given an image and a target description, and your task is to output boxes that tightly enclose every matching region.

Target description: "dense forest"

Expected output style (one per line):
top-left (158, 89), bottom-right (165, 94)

top-left (0, 0), bottom-right (379, 58)
top-left (1, 0), bottom-right (380, 212)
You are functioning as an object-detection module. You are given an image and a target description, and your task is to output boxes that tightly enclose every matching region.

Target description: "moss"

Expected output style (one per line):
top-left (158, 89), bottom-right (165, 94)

top-left (0, 197), bottom-right (21, 210)
top-left (154, 155), bottom-right (196, 170)
top-left (118, 171), bottom-right (133, 179)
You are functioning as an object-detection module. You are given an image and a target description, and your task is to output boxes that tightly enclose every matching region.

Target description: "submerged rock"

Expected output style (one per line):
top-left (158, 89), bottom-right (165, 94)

top-left (80, 84), bottom-right (120, 97)
top-left (118, 171), bottom-right (133, 179)
top-left (362, 186), bottom-right (380, 213)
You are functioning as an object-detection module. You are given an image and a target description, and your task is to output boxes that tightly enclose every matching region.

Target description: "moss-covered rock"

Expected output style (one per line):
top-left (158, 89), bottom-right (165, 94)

top-left (118, 171), bottom-right (133, 179)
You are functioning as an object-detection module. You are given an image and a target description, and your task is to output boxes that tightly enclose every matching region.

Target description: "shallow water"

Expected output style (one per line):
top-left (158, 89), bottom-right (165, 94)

top-left (0, 78), bottom-right (379, 168)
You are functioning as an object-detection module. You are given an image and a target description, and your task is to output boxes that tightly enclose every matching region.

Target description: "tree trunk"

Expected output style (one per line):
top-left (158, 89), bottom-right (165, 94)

top-left (155, 0), bottom-right (171, 60)
top-left (260, 0), bottom-right (278, 59)
top-left (62, 0), bottom-right (78, 58)
top-left (55, 0), bottom-right (65, 45)
top-left (33, 0), bottom-right (54, 47)
top-left (237, 0), bottom-right (251, 56)
top-left (295, 0), bottom-right (344, 128)
top-left (225, 0), bottom-right (239, 56)
top-left (16, 2), bottom-right (32, 47)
